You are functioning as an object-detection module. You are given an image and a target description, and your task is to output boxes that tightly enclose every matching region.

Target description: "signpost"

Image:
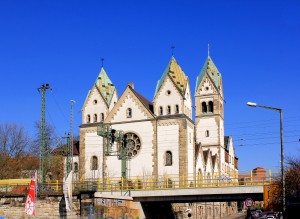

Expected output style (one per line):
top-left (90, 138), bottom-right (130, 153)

top-left (244, 197), bottom-right (254, 208)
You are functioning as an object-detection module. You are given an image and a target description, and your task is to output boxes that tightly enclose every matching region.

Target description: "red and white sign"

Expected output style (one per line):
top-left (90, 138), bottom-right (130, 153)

top-left (244, 197), bottom-right (254, 208)
top-left (25, 171), bottom-right (37, 216)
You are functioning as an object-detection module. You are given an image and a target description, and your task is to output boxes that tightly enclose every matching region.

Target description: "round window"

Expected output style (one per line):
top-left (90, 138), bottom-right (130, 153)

top-left (125, 132), bottom-right (141, 158)
top-left (93, 99), bottom-right (98, 104)
top-left (166, 90), bottom-right (171, 95)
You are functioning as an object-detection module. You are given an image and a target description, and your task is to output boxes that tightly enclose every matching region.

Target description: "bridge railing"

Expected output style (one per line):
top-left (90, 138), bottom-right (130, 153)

top-left (0, 170), bottom-right (279, 195)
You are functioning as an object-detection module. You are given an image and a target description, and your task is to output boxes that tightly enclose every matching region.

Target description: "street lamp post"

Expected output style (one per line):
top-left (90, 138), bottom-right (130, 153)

top-left (247, 102), bottom-right (285, 217)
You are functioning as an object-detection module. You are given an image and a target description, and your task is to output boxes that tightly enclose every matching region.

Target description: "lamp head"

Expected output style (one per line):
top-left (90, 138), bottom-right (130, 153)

top-left (247, 102), bottom-right (257, 107)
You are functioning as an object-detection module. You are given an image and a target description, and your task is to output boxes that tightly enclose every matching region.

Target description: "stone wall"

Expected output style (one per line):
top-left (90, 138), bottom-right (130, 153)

top-left (0, 196), bottom-right (80, 219)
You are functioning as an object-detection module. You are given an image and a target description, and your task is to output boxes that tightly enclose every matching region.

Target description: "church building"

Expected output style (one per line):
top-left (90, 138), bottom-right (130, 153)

top-left (79, 54), bottom-right (238, 189)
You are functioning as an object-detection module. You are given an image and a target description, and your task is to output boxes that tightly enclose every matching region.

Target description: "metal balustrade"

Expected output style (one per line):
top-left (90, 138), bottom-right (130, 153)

top-left (0, 170), bottom-right (278, 196)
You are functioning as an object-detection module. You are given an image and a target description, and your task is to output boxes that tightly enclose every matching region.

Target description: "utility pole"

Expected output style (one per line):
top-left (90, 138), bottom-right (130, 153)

top-left (70, 100), bottom-right (76, 172)
top-left (38, 83), bottom-right (51, 183)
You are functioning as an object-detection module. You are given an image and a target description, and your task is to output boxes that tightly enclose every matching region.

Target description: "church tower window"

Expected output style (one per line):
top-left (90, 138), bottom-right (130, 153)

top-left (202, 102), bottom-right (207, 113)
top-left (208, 101), bottom-right (214, 113)
top-left (126, 108), bottom-right (132, 118)
top-left (165, 151), bottom-right (172, 166)
top-left (159, 106), bottom-right (163, 115)
top-left (87, 114), bottom-right (91, 123)
top-left (175, 105), bottom-right (179, 114)
top-left (93, 114), bottom-right (97, 122)
top-left (167, 105), bottom-right (171, 114)
top-left (205, 130), bottom-right (209, 137)
top-left (100, 113), bottom-right (104, 121)
top-left (91, 156), bottom-right (98, 170)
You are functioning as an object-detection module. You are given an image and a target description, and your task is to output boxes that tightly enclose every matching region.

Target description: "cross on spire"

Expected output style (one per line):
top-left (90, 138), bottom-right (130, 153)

top-left (208, 43), bottom-right (210, 57)
top-left (171, 46), bottom-right (175, 56)
top-left (101, 58), bottom-right (104, 67)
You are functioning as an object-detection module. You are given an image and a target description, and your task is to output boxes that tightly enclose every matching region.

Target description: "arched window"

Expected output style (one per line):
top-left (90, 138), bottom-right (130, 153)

top-left (93, 114), bottom-right (97, 122)
top-left (175, 105), bottom-right (179, 114)
top-left (209, 101), bottom-right (214, 113)
top-left (74, 162), bottom-right (78, 173)
top-left (165, 151), bottom-right (172, 166)
top-left (126, 108), bottom-right (132, 118)
top-left (87, 114), bottom-right (91, 123)
top-left (202, 102), bottom-right (207, 113)
top-left (91, 156), bottom-right (98, 170)
top-left (205, 130), bottom-right (209, 137)
top-left (167, 105), bottom-right (171, 114)
top-left (100, 113), bottom-right (104, 121)
top-left (159, 106), bottom-right (163, 115)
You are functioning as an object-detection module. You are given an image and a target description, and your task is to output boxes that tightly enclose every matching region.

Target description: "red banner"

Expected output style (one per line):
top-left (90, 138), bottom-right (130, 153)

top-left (25, 171), bottom-right (37, 216)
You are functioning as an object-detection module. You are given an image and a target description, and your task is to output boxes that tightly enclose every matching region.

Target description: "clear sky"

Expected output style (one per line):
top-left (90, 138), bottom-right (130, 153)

top-left (0, 0), bottom-right (299, 172)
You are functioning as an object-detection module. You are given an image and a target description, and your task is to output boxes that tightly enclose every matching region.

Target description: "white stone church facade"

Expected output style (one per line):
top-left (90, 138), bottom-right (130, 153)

top-left (79, 54), bottom-right (239, 217)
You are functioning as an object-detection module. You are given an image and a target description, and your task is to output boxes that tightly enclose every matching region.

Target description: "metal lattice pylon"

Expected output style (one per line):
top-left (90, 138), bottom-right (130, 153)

top-left (38, 83), bottom-right (51, 183)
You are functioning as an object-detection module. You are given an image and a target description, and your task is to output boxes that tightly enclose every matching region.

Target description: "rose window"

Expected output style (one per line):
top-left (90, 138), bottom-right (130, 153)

top-left (125, 132), bottom-right (141, 158)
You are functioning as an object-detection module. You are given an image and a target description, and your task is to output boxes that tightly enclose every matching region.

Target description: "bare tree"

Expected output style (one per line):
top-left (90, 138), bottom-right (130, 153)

top-left (0, 123), bottom-right (31, 179)
top-left (270, 156), bottom-right (300, 216)
top-left (31, 121), bottom-right (61, 156)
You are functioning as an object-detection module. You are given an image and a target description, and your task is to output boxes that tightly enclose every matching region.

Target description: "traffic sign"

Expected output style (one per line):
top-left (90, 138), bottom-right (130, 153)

top-left (244, 197), bottom-right (254, 208)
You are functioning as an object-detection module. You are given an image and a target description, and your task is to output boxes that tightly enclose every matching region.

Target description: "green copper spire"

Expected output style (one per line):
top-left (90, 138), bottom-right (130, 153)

top-left (95, 68), bottom-right (115, 106)
top-left (195, 56), bottom-right (222, 93)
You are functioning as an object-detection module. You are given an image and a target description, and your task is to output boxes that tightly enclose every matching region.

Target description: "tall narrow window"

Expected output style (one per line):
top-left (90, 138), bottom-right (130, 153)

top-left (74, 162), bottom-right (78, 173)
top-left (93, 114), bottom-right (97, 122)
top-left (175, 105), bottom-right (179, 114)
top-left (91, 156), bottom-right (98, 170)
top-left (159, 106), bottom-right (163, 115)
top-left (87, 114), bottom-right (91, 123)
top-left (202, 102), bottom-right (207, 113)
top-left (205, 130), bottom-right (209, 137)
top-left (126, 108), bottom-right (132, 118)
top-left (167, 105), bottom-right (171, 114)
top-left (165, 151), bottom-right (172, 166)
top-left (209, 101), bottom-right (214, 113)
top-left (100, 113), bottom-right (104, 121)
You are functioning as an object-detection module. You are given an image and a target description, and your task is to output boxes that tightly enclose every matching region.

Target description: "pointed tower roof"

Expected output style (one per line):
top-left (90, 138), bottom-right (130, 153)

top-left (154, 56), bottom-right (188, 98)
top-left (95, 68), bottom-right (116, 106)
top-left (195, 56), bottom-right (222, 93)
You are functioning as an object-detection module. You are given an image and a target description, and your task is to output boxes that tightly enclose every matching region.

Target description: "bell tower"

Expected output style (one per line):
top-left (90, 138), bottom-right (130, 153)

top-left (195, 55), bottom-right (224, 157)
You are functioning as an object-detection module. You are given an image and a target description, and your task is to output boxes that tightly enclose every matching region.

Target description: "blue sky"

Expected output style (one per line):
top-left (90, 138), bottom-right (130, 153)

top-left (0, 0), bottom-right (299, 172)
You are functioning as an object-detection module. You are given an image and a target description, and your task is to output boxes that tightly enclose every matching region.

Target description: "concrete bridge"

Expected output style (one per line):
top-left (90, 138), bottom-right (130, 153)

top-left (95, 184), bottom-right (266, 218)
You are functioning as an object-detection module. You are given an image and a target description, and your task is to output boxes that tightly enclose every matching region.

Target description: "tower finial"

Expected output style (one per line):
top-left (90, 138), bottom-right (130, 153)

top-left (208, 43), bottom-right (210, 57)
top-left (171, 45), bottom-right (175, 56)
top-left (101, 58), bottom-right (104, 67)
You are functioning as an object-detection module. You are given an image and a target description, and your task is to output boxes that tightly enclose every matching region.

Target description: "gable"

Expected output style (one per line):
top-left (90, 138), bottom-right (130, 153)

top-left (82, 86), bottom-right (108, 123)
top-left (154, 56), bottom-right (188, 99)
top-left (196, 74), bottom-right (219, 96)
top-left (154, 76), bottom-right (183, 114)
top-left (105, 86), bottom-right (155, 123)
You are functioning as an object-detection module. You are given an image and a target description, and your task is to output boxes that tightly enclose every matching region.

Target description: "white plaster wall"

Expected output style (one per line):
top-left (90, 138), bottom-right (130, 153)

top-left (154, 78), bottom-right (182, 115)
top-left (199, 79), bottom-right (214, 96)
top-left (157, 125), bottom-right (179, 176)
top-left (85, 132), bottom-right (103, 179)
top-left (108, 91), bottom-right (118, 111)
top-left (219, 120), bottom-right (224, 147)
top-left (112, 94), bottom-right (150, 121)
top-left (84, 87), bottom-right (107, 124)
top-left (187, 126), bottom-right (194, 176)
top-left (184, 83), bottom-right (193, 119)
top-left (196, 118), bottom-right (219, 146)
top-left (106, 121), bottom-right (154, 177)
